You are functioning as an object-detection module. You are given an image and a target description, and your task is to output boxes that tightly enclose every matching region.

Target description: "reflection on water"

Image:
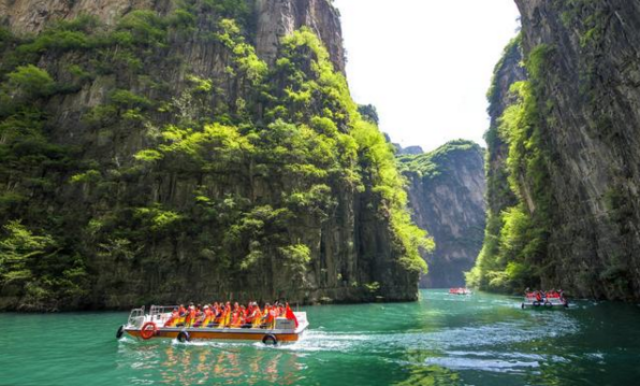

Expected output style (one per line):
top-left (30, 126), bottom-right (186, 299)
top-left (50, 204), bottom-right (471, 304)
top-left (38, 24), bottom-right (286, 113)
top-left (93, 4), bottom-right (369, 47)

top-left (117, 340), bottom-right (305, 385)
top-left (1, 290), bottom-right (640, 386)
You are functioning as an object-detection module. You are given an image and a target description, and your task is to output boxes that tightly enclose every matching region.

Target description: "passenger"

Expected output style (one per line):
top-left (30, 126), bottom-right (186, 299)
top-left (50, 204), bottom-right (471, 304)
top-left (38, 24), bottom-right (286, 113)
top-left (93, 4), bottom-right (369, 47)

top-left (251, 302), bottom-right (263, 328)
top-left (176, 304), bottom-right (188, 327)
top-left (230, 307), bottom-right (244, 328)
top-left (224, 302), bottom-right (232, 326)
top-left (240, 305), bottom-right (247, 321)
top-left (193, 304), bottom-right (204, 326)
top-left (265, 304), bottom-right (277, 329)
top-left (535, 291), bottom-right (542, 302)
top-left (164, 307), bottom-right (181, 327)
top-left (187, 304), bottom-right (197, 327)
top-left (243, 302), bottom-right (260, 328)
top-left (212, 302), bottom-right (221, 324)
top-left (215, 303), bottom-right (226, 326)
top-left (218, 302), bottom-right (232, 328)
top-left (201, 305), bottom-right (215, 328)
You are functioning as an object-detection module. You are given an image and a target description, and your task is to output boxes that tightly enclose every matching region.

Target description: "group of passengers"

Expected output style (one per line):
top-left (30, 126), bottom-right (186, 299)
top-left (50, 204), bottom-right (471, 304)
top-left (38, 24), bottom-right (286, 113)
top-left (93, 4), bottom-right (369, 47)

top-left (525, 288), bottom-right (565, 302)
top-left (164, 301), bottom-right (292, 329)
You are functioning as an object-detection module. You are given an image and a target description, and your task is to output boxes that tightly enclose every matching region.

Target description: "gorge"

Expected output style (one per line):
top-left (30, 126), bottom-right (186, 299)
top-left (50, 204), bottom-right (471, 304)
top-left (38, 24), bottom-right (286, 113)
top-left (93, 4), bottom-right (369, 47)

top-left (2, 0), bottom-right (640, 315)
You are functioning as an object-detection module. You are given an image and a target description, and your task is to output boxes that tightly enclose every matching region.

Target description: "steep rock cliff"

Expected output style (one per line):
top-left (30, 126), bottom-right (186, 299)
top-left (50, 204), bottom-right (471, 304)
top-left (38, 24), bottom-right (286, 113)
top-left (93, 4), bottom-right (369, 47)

top-left (255, 0), bottom-right (345, 72)
top-left (466, 36), bottom-right (529, 292)
top-left (0, 0), bottom-right (345, 71)
top-left (399, 140), bottom-right (486, 288)
top-left (0, 0), bottom-right (426, 310)
top-left (471, 0), bottom-right (640, 300)
top-left (516, 0), bottom-right (640, 300)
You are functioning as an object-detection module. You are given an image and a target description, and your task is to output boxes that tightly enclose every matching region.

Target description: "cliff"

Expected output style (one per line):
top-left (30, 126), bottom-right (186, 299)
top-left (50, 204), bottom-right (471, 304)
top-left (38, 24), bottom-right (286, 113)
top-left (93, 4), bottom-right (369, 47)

top-left (0, 0), bottom-right (427, 311)
top-left (470, 0), bottom-right (640, 300)
top-left (466, 36), bottom-right (528, 292)
top-left (399, 140), bottom-right (486, 288)
top-left (0, 0), bottom-right (345, 72)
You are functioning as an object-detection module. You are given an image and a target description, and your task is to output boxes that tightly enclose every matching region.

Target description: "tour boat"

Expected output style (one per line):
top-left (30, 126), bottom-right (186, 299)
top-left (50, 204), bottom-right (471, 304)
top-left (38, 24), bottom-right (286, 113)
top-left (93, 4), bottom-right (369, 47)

top-left (449, 288), bottom-right (471, 295)
top-left (116, 306), bottom-right (309, 345)
top-left (521, 295), bottom-right (568, 309)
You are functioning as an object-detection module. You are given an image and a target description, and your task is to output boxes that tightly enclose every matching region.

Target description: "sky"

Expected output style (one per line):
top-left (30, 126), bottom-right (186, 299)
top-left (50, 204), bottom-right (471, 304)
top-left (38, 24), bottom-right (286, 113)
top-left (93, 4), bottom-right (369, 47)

top-left (333, 0), bottom-right (521, 152)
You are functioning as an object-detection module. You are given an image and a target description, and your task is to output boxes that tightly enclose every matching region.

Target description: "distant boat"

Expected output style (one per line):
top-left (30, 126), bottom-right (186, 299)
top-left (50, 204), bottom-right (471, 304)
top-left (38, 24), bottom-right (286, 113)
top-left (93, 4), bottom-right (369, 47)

top-left (449, 288), bottom-right (471, 295)
top-left (521, 292), bottom-right (568, 309)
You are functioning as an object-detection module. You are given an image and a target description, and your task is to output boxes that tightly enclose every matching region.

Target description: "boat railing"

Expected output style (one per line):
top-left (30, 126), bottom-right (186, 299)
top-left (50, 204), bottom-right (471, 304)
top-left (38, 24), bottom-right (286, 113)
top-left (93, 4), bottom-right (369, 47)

top-left (127, 306), bottom-right (145, 328)
top-left (149, 305), bottom-right (178, 325)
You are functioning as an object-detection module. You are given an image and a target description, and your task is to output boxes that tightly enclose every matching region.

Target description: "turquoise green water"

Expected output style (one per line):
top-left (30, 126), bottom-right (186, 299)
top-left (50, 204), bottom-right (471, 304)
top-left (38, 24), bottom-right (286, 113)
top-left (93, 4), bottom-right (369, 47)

top-left (1, 290), bottom-right (639, 386)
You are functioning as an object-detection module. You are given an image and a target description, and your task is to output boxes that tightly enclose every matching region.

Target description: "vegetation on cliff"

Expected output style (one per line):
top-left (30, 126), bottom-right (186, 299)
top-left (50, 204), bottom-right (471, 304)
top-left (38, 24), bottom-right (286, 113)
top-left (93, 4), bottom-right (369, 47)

top-left (467, 39), bottom-right (553, 293)
top-left (0, 1), bottom-right (428, 310)
top-left (472, 0), bottom-right (640, 300)
top-left (397, 140), bottom-right (481, 180)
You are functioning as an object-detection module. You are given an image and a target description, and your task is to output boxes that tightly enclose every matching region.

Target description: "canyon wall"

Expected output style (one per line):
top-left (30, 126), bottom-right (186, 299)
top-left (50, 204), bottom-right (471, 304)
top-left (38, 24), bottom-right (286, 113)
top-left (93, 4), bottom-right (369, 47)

top-left (0, 0), bottom-right (424, 310)
top-left (470, 0), bottom-right (640, 300)
top-left (399, 141), bottom-right (486, 288)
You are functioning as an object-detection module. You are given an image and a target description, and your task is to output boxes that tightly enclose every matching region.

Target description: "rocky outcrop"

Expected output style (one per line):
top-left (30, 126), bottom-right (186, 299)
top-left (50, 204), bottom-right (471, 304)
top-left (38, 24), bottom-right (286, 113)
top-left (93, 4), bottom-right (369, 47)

top-left (473, 1), bottom-right (640, 300)
top-left (0, 0), bottom-right (419, 311)
top-left (399, 140), bottom-right (486, 288)
top-left (513, 0), bottom-right (640, 300)
top-left (0, 0), bottom-right (345, 72)
top-left (485, 36), bottom-right (525, 215)
top-left (255, 0), bottom-right (345, 72)
top-left (0, 0), bottom-right (165, 33)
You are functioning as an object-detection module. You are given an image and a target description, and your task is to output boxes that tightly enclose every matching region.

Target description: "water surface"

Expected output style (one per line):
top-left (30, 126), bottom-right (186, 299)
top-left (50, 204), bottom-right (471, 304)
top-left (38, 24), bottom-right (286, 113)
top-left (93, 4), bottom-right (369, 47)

top-left (1, 290), bottom-right (639, 385)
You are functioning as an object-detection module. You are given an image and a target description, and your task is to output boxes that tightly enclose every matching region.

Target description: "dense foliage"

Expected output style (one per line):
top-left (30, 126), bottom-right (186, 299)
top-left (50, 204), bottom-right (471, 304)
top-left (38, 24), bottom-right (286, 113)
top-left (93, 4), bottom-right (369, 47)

top-left (0, 1), bottom-right (428, 310)
top-left (397, 140), bottom-right (481, 181)
top-left (466, 40), bottom-right (553, 294)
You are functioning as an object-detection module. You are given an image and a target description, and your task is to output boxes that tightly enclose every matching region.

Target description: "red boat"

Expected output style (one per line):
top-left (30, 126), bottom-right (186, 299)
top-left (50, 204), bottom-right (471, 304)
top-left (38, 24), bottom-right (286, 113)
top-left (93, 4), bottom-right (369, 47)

top-left (521, 292), bottom-right (568, 309)
top-left (449, 288), bottom-right (471, 295)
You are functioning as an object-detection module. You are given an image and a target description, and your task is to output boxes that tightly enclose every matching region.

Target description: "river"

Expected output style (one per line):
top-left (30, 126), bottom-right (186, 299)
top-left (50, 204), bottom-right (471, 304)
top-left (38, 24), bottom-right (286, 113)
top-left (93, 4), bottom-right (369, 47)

top-left (1, 290), bottom-right (639, 386)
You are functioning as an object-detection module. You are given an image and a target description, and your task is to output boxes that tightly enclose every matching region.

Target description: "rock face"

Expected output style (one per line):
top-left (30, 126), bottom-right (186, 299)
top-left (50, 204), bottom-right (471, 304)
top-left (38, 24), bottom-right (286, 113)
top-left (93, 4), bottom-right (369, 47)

top-left (255, 0), bottom-right (345, 72)
top-left (472, 1), bottom-right (640, 300)
top-left (399, 140), bottom-right (486, 288)
top-left (515, 0), bottom-right (640, 300)
top-left (0, 0), bottom-right (164, 33)
top-left (0, 0), bottom-right (421, 310)
top-left (484, 37), bottom-right (525, 217)
top-left (0, 0), bottom-right (345, 71)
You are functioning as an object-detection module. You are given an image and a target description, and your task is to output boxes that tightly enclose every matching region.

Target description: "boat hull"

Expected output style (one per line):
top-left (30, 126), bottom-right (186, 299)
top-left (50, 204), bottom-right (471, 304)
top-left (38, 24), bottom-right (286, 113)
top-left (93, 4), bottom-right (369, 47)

top-left (521, 299), bottom-right (568, 309)
top-left (125, 328), bottom-right (302, 342)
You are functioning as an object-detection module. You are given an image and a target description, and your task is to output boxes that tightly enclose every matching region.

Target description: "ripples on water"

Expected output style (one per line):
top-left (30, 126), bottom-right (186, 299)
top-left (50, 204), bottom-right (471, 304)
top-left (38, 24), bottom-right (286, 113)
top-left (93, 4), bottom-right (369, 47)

top-left (1, 290), bottom-right (639, 386)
